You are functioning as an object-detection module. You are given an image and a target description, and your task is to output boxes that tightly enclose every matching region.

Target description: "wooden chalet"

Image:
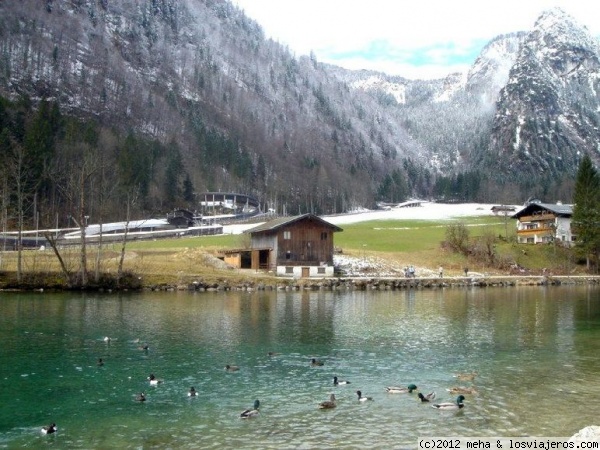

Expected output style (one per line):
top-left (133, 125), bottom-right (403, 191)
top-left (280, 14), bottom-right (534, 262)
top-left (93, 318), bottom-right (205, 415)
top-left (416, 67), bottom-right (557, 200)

top-left (511, 201), bottom-right (575, 246)
top-left (222, 214), bottom-right (342, 277)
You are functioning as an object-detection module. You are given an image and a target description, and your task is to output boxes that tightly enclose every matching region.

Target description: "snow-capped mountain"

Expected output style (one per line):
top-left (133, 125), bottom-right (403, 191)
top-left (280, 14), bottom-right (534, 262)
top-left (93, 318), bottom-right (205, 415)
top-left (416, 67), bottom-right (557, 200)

top-left (0, 2), bottom-right (598, 212)
top-left (341, 7), bottom-right (600, 188)
top-left (486, 8), bottom-right (600, 181)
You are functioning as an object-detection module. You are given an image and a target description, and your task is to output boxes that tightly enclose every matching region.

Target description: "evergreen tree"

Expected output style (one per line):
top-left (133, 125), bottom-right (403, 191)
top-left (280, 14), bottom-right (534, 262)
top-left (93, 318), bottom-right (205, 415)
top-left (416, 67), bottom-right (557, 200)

top-left (182, 173), bottom-right (195, 205)
top-left (163, 147), bottom-right (183, 205)
top-left (572, 154), bottom-right (600, 271)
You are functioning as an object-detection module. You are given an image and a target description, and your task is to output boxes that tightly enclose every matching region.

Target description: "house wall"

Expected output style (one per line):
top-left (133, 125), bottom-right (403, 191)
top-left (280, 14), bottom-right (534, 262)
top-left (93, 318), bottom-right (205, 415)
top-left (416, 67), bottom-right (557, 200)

top-left (223, 253), bottom-right (241, 267)
top-left (274, 220), bottom-right (334, 267)
top-left (275, 265), bottom-right (335, 277)
top-left (515, 215), bottom-right (574, 246)
top-left (251, 235), bottom-right (278, 270)
top-left (249, 217), bottom-right (338, 274)
top-left (555, 217), bottom-right (574, 245)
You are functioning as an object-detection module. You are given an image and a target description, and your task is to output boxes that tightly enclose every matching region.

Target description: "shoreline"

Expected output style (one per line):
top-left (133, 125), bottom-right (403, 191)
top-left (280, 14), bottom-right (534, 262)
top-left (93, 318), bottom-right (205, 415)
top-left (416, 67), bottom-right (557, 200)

top-left (143, 274), bottom-right (600, 292)
top-left (2, 271), bottom-right (599, 293)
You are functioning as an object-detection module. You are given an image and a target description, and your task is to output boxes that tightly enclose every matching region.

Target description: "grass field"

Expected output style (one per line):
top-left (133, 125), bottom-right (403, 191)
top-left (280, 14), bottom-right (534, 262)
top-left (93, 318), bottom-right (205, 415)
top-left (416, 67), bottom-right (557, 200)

top-left (0, 215), bottom-right (583, 286)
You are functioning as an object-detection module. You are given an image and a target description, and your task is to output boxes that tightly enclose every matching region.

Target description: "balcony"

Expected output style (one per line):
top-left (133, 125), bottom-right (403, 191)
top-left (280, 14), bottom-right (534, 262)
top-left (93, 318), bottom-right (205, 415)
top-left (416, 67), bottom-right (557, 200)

top-left (518, 213), bottom-right (556, 222)
top-left (516, 228), bottom-right (553, 236)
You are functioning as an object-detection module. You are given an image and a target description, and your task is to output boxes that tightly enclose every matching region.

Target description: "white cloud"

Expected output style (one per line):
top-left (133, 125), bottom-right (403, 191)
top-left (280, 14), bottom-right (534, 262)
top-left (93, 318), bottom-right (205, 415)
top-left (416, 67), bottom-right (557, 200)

top-left (232, 0), bottom-right (600, 79)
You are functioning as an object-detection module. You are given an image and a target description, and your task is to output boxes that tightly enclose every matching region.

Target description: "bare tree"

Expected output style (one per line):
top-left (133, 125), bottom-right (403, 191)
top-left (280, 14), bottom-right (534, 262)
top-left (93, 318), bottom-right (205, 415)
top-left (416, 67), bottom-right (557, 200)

top-left (6, 140), bottom-right (37, 283)
top-left (50, 142), bottom-right (100, 287)
top-left (117, 189), bottom-right (139, 287)
top-left (445, 222), bottom-right (470, 255)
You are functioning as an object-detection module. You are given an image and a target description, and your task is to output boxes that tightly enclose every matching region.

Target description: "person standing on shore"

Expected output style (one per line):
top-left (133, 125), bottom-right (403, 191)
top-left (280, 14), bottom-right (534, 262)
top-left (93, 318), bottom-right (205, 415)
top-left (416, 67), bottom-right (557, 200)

top-left (439, 266), bottom-right (443, 278)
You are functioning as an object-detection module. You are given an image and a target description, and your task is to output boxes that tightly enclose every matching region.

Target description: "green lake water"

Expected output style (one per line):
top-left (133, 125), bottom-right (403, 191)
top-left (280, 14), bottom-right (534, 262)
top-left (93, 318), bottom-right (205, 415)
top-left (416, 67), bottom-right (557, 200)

top-left (0, 286), bottom-right (599, 449)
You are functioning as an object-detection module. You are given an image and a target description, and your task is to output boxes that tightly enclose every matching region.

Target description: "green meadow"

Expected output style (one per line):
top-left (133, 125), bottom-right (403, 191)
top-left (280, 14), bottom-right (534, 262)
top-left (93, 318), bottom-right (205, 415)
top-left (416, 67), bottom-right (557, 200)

top-left (125, 215), bottom-right (513, 254)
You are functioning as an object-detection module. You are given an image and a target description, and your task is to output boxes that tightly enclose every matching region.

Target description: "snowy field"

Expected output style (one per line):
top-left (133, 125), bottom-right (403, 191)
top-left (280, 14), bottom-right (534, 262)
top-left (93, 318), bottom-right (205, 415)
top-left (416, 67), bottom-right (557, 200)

top-left (322, 202), bottom-right (513, 225)
top-left (223, 202), bottom-right (518, 234)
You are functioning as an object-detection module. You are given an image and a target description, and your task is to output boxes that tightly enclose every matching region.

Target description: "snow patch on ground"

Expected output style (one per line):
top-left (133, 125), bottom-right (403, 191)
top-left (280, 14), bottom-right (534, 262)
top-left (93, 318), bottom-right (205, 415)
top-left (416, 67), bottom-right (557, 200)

top-left (223, 202), bottom-right (515, 235)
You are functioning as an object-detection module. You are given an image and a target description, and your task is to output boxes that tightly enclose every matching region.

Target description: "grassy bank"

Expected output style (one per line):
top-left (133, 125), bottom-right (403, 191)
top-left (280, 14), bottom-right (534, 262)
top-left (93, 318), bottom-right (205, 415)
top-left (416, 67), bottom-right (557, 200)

top-left (0, 215), bottom-right (585, 289)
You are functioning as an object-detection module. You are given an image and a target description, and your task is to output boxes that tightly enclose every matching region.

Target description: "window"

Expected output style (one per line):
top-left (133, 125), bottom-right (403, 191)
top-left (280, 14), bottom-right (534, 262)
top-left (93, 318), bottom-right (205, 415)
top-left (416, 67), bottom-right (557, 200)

top-left (317, 267), bottom-right (326, 274)
top-left (285, 266), bottom-right (293, 274)
top-left (320, 232), bottom-right (328, 240)
top-left (283, 231), bottom-right (291, 240)
top-left (286, 250), bottom-right (291, 260)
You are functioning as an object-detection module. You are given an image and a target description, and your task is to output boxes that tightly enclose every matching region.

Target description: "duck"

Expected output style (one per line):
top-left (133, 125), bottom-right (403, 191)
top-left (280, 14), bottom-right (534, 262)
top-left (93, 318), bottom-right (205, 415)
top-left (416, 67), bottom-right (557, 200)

top-left (356, 390), bottom-right (373, 402)
top-left (240, 399), bottom-right (260, 418)
top-left (135, 392), bottom-right (146, 402)
top-left (147, 374), bottom-right (163, 385)
top-left (225, 365), bottom-right (240, 372)
top-left (97, 358), bottom-right (104, 367)
top-left (138, 343), bottom-right (149, 351)
top-left (310, 358), bottom-right (324, 367)
top-left (418, 392), bottom-right (436, 402)
top-left (446, 386), bottom-right (477, 395)
top-left (41, 423), bottom-right (57, 434)
top-left (432, 395), bottom-right (465, 410)
top-left (188, 387), bottom-right (197, 397)
top-left (454, 372), bottom-right (477, 381)
top-left (385, 383), bottom-right (418, 394)
top-left (318, 393), bottom-right (337, 409)
top-left (267, 352), bottom-right (280, 356)
top-left (333, 376), bottom-right (350, 386)
top-left (103, 336), bottom-right (111, 343)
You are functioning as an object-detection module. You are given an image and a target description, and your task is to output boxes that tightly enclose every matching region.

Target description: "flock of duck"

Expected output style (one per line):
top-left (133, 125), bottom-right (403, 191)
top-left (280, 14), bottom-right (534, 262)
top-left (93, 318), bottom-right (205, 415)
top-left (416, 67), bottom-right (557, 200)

top-left (318, 379), bottom-right (469, 411)
top-left (39, 340), bottom-right (478, 434)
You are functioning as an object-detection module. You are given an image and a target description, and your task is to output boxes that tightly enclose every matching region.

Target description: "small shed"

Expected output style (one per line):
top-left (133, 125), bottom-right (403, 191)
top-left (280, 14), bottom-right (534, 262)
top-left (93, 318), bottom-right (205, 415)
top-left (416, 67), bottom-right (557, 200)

top-left (246, 214), bottom-right (343, 277)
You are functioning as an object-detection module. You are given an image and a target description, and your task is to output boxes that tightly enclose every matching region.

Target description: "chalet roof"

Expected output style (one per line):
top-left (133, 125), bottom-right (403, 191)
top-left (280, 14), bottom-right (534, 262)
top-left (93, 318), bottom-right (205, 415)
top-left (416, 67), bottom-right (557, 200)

top-left (246, 214), bottom-right (343, 234)
top-left (512, 202), bottom-right (573, 219)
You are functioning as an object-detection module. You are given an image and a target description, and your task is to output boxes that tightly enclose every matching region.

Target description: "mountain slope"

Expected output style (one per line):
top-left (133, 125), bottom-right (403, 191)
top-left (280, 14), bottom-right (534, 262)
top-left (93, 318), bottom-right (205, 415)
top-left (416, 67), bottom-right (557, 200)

top-left (0, 0), bottom-right (432, 216)
top-left (0, 2), bottom-right (599, 219)
top-left (341, 8), bottom-right (600, 197)
top-left (485, 8), bottom-right (600, 183)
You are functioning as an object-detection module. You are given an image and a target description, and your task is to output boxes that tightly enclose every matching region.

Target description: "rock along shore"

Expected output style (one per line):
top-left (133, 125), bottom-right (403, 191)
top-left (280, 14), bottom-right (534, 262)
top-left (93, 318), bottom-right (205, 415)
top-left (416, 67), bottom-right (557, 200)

top-left (145, 275), bottom-right (600, 292)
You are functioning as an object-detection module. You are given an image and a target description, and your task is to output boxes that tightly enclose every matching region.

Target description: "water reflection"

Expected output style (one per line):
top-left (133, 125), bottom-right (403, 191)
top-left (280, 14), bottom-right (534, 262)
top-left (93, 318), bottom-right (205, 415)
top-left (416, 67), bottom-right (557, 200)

top-left (0, 287), bottom-right (598, 448)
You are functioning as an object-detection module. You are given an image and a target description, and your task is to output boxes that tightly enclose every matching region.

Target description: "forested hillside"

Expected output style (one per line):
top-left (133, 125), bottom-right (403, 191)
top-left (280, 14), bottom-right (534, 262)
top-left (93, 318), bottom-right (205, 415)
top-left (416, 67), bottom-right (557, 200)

top-left (0, 0), bottom-right (442, 228)
top-left (1, 1), bottom-right (598, 229)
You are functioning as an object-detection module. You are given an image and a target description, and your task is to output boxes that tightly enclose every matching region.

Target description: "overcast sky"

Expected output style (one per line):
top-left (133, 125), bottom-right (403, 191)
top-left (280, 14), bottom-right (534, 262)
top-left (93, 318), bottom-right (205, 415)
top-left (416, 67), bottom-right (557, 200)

top-left (231, 0), bottom-right (599, 80)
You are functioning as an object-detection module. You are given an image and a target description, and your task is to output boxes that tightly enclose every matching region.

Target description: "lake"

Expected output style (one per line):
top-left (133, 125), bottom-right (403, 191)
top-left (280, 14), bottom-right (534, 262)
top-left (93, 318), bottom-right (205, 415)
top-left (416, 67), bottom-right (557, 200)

top-left (0, 286), bottom-right (599, 449)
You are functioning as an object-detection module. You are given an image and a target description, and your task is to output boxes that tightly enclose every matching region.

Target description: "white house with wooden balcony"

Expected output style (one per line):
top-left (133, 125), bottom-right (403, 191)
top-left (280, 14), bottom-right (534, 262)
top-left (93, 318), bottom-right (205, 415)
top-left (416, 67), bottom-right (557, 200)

top-left (511, 201), bottom-right (575, 246)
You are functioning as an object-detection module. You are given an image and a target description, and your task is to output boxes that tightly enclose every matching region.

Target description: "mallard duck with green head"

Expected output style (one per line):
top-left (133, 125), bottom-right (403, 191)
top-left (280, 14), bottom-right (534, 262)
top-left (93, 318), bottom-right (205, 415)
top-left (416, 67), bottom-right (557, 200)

top-left (240, 399), bottom-right (260, 418)
top-left (432, 395), bottom-right (465, 410)
top-left (386, 383), bottom-right (417, 394)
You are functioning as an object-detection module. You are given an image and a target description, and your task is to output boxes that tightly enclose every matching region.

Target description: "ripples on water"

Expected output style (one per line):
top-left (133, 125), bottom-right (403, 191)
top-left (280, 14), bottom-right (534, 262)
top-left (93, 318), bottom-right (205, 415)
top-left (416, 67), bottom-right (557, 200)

top-left (0, 287), bottom-right (599, 448)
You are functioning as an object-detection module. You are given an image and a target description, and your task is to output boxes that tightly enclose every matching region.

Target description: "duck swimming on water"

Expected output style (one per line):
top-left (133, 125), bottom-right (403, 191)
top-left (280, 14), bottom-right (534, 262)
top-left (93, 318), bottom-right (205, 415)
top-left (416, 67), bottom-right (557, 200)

top-left (148, 374), bottom-right (163, 385)
top-left (418, 392), bottom-right (436, 402)
top-left (356, 390), bottom-right (374, 402)
top-left (386, 383), bottom-right (417, 394)
top-left (333, 376), bottom-right (350, 386)
top-left (318, 394), bottom-right (336, 409)
top-left (432, 395), bottom-right (465, 410)
top-left (240, 399), bottom-right (260, 418)
top-left (41, 423), bottom-right (57, 434)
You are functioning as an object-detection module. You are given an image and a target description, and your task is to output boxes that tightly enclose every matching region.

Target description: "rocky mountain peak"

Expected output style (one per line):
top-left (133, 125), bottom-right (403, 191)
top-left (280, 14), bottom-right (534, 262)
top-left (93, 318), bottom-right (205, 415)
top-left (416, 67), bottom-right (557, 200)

top-left (486, 7), bottom-right (600, 181)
